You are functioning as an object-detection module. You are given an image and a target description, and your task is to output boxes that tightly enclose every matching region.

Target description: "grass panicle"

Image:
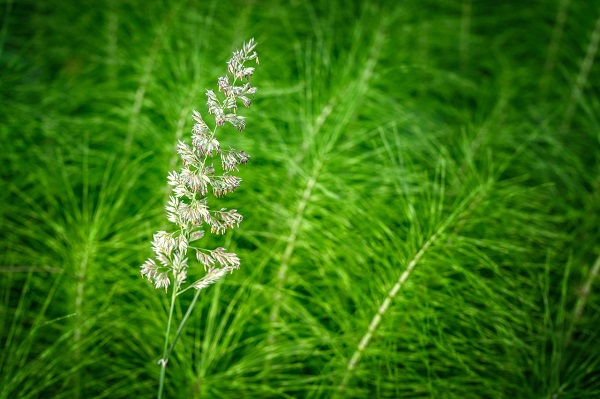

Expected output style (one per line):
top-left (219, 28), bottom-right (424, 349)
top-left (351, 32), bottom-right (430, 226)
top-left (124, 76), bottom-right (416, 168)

top-left (137, 38), bottom-right (259, 398)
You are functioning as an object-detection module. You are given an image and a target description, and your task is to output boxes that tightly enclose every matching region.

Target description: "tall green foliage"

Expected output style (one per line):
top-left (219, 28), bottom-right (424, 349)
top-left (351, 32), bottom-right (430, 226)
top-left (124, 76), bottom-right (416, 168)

top-left (1, 0), bottom-right (599, 398)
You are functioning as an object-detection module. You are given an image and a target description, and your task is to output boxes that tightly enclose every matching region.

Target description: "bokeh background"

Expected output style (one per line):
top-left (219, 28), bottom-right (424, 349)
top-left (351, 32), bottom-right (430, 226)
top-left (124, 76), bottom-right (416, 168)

top-left (2, 0), bottom-right (600, 397)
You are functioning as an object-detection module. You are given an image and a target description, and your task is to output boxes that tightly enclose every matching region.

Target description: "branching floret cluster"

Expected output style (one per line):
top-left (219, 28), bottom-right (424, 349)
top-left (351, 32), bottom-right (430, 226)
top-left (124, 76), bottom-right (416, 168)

top-left (141, 39), bottom-right (259, 293)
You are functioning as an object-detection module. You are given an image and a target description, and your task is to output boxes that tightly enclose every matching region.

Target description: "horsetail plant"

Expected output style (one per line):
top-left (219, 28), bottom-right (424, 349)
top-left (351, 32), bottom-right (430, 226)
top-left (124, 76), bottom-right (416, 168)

top-left (140, 39), bottom-right (259, 399)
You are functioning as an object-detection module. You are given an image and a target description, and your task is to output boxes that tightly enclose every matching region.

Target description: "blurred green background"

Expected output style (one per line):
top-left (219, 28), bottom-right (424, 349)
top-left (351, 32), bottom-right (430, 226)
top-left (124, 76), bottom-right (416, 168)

top-left (1, 0), bottom-right (600, 397)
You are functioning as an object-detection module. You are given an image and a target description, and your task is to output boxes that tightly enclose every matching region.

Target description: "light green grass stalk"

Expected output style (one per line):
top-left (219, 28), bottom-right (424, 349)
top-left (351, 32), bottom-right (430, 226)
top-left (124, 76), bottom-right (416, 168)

top-left (560, 14), bottom-right (600, 133)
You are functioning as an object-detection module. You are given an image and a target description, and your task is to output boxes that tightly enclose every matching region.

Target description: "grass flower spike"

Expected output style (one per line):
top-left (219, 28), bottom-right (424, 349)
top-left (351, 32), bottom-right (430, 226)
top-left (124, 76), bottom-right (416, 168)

top-left (139, 38), bottom-right (259, 398)
top-left (141, 38), bottom-right (258, 293)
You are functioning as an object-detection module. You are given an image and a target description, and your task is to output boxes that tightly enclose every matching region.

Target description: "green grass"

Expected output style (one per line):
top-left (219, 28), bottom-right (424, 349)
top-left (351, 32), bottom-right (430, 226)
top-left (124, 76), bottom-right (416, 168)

top-left (1, 0), bottom-right (600, 397)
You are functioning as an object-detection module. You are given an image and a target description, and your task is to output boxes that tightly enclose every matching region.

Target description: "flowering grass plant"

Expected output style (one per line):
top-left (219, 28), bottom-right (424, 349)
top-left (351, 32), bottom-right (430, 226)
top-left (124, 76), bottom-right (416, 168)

top-left (139, 39), bottom-right (259, 399)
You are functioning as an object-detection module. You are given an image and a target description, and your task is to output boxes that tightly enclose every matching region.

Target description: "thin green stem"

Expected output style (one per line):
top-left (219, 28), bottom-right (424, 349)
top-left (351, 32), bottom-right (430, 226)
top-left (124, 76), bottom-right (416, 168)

top-left (166, 289), bottom-right (202, 358)
top-left (176, 284), bottom-right (195, 296)
top-left (157, 286), bottom-right (178, 399)
top-left (566, 253), bottom-right (600, 344)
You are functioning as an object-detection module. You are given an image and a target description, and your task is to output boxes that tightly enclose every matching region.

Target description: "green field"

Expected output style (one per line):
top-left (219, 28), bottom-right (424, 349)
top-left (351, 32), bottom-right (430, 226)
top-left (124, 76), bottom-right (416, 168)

top-left (1, 0), bottom-right (599, 397)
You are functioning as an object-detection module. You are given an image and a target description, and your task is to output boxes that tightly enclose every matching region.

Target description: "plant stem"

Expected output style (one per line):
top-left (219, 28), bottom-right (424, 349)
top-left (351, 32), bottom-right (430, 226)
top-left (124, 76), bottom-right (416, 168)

top-left (566, 252), bottom-right (600, 344)
top-left (157, 286), bottom-right (178, 399)
top-left (560, 13), bottom-right (600, 133)
top-left (166, 289), bottom-right (202, 359)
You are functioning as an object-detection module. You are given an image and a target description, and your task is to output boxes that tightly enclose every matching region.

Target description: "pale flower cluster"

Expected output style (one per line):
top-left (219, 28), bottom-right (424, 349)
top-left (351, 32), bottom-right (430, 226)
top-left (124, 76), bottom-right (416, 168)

top-left (141, 39), bottom-right (259, 292)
